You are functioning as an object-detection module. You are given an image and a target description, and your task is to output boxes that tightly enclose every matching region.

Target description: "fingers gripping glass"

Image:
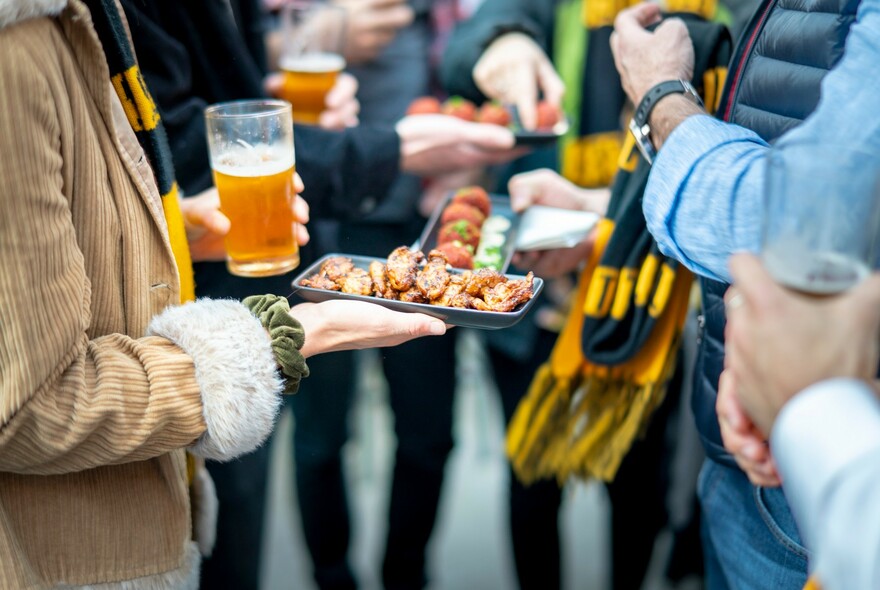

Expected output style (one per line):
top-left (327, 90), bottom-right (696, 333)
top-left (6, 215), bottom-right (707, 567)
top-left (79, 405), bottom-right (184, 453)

top-left (205, 100), bottom-right (300, 277)
top-left (277, 1), bottom-right (347, 125)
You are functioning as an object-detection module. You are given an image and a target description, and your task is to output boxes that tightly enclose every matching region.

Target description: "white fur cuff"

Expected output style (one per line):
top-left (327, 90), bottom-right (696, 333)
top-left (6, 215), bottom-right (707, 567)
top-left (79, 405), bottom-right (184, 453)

top-left (0, 0), bottom-right (67, 29)
top-left (147, 299), bottom-right (283, 461)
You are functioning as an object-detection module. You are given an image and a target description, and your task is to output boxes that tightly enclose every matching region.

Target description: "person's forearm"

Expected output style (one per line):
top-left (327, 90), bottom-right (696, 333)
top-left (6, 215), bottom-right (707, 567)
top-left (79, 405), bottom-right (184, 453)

top-left (772, 380), bottom-right (880, 590)
top-left (644, 0), bottom-right (880, 281)
top-left (648, 94), bottom-right (706, 150)
top-left (642, 116), bottom-right (768, 282)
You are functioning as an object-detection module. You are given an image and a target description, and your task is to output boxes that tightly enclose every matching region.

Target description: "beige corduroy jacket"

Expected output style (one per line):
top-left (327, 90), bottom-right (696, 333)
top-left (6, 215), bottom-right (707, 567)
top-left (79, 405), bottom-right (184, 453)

top-left (0, 1), bottom-right (283, 588)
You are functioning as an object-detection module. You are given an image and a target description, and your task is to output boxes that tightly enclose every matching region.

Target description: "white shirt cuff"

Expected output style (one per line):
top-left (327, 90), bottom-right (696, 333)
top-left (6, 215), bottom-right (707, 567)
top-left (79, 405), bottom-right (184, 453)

top-left (772, 378), bottom-right (880, 542)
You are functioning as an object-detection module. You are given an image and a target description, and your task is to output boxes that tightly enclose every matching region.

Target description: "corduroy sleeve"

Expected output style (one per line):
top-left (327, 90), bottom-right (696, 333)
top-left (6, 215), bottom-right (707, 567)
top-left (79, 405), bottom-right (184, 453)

top-left (0, 27), bottom-right (280, 475)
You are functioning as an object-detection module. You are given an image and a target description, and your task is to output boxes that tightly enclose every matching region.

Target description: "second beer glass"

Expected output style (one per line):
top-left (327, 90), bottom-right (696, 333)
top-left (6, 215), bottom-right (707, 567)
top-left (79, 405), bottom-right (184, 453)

top-left (205, 100), bottom-right (300, 277)
top-left (278, 1), bottom-right (346, 124)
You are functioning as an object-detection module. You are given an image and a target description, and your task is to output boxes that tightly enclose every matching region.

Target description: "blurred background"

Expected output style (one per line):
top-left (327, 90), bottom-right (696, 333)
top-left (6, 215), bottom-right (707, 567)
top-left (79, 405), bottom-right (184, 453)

top-left (261, 330), bottom-right (699, 590)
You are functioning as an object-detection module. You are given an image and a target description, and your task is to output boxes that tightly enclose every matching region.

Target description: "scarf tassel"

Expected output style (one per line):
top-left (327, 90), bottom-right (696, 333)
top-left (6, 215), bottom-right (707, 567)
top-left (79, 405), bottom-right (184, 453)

top-left (507, 330), bottom-right (682, 485)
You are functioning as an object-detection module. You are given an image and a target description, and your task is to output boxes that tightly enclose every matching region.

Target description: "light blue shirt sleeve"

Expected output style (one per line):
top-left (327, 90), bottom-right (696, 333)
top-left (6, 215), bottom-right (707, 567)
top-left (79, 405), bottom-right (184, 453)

top-left (772, 378), bottom-right (880, 590)
top-left (643, 0), bottom-right (880, 283)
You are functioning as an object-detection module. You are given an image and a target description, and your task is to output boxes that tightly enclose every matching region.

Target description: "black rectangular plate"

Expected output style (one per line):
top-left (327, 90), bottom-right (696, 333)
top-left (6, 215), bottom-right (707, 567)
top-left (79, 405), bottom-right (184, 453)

top-left (417, 194), bottom-right (519, 273)
top-left (509, 105), bottom-right (570, 146)
top-left (290, 254), bottom-right (544, 330)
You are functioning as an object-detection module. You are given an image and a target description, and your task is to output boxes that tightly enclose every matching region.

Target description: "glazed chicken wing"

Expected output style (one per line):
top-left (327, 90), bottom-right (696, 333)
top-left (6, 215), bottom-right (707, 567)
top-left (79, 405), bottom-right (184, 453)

top-left (300, 256), bottom-right (355, 290)
top-left (398, 286), bottom-right (428, 303)
top-left (386, 246), bottom-right (424, 292)
top-left (369, 261), bottom-right (394, 298)
top-left (433, 274), bottom-right (465, 307)
top-left (338, 268), bottom-right (373, 296)
top-left (417, 249), bottom-right (451, 301)
top-left (464, 267), bottom-right (507, 297)
top-left (300, 273), bottom-right (340, 291)
top-left (481, 272), bottom-right (535, 312)
top-left (320, 256), bottom-right (355, 281)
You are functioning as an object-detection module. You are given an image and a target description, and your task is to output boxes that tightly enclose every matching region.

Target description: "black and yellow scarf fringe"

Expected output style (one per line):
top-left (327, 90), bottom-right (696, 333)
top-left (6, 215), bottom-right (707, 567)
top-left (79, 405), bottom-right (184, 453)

top-left (507, 14), bottom-right (732, 485)
top-left (507, 219), bottom-right (692, 483)
top-left (86, 0), bottom-right (195, 303)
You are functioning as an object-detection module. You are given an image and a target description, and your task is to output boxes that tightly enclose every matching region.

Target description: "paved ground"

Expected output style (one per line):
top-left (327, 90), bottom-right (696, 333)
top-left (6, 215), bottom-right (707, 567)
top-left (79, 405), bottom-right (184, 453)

top-left (260, 330), bottom-right (686, 590)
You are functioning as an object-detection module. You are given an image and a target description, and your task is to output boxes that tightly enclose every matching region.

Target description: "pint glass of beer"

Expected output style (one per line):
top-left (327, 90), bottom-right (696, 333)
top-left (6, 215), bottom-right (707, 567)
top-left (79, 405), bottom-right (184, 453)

top-left (205, 100), bottom-right (300, 277)
top-left (762, 141), bottom-right (880, 294)
top-left (278, 1), bottom-right (346, 124)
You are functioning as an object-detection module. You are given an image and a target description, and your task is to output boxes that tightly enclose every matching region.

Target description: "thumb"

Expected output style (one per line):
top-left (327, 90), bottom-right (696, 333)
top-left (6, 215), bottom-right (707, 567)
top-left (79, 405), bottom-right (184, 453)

top-left (461, 120), bottom-right (516, 150)
top-left (717, 370), bottom-right (748, 433)
top-left (614, 3), bottom-right (662, 36)
top-left (508, 174), bottom-right (540, 212)
top-left (514, 71), bottom-right (539, 131)
top-left (728, 253), bottom-right (783, 311)
top-left (654, 17), bottom-right (689, 41)
top-left (263, 72), bottom-right (284, 98)
top-left (401, 313), bottom-right (447, 337)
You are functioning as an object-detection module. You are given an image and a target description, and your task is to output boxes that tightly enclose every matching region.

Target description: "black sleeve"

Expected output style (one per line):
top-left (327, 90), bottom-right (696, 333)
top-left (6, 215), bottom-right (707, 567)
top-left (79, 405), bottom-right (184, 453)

top-left (439, 0), bottom-right (557, 103)
top-left (121, 1), bottom-right (401, 219)
top-left (294, 124), bottom-right (401, 221)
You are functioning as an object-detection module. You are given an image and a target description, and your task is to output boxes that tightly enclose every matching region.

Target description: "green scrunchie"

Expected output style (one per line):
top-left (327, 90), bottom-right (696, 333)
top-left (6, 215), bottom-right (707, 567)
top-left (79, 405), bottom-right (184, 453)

top-left (242, 294), bottom-right (309, 395)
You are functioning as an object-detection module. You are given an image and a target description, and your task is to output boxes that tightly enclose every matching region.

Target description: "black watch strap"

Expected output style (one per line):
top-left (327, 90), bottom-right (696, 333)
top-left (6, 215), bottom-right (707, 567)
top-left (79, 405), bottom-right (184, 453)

top-left (633, 80), bottom-right (703, 127)
top-left (629, 79), bottom-right (703, 165)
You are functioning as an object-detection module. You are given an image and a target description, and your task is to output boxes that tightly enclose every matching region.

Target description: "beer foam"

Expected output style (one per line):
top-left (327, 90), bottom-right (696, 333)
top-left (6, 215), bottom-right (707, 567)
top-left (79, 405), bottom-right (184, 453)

top-left (280, 52), bottom-right (346, 73)
top-left (212, 143), bottom-right (294, 177)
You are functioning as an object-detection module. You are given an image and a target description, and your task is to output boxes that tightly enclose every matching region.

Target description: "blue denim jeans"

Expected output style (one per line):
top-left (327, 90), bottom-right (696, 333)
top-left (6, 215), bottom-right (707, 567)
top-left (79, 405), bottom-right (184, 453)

top-left (698, 459), bottom-right (809, 590)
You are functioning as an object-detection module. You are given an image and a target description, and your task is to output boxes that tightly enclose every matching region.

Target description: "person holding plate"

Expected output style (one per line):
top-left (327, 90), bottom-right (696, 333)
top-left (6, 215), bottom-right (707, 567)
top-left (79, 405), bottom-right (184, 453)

top-left (0, 2), bottom-right (452, 589)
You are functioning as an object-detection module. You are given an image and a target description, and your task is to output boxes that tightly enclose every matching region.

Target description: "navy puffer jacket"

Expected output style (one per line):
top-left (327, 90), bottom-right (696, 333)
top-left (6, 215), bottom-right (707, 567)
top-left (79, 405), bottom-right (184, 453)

top-left (694, 0), bottom-right (858, 464)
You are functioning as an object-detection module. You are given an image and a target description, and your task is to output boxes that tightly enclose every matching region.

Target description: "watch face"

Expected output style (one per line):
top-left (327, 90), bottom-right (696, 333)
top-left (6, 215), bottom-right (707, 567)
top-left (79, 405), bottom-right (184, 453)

top-left (628, 118), bottom-right (655, 165)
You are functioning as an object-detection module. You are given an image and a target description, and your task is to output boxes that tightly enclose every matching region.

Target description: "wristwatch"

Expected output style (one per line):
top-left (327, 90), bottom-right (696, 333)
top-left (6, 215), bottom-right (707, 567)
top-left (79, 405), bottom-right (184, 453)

top-left (628, 80), bottom-right (703, 165)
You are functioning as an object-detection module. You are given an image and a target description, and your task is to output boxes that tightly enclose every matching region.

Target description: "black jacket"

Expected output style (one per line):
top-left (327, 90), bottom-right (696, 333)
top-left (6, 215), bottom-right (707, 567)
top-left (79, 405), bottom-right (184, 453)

top-left (121, 0), bottom-right (402, 298)
top-left (695, 0), bottom-right (858, 465)
top-left (440, 0), bottom-right (557, 102)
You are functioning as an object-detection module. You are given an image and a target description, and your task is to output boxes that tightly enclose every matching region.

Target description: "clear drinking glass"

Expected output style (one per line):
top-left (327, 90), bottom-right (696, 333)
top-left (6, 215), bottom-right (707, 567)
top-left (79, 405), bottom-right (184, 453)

top-left (277, 0), bottom-right (347, 124)
top-left (205, 99), bottom-right (299, 277)
top-left (762, 141), bottom-right (880, 294)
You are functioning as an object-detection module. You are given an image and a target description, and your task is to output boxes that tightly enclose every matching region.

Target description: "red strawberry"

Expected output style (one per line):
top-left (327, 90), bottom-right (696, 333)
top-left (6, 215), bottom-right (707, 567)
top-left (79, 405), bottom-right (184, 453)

top-left (535, 101), bottom-right (561, 130)
top-left (441, 96), bottom-right (477, 121)
top-left (437, 220), bottom-right (481, 251)
top-left (440, 202), bottom-right (486, 227)
top-left (435, 241), bottom-right (474, 269)
top-left (451, 186), bottom-right (492, 218)
top-left (476, 102), bottom-right (512, 126)
top-left (406, 96), bottom-right (442, 116)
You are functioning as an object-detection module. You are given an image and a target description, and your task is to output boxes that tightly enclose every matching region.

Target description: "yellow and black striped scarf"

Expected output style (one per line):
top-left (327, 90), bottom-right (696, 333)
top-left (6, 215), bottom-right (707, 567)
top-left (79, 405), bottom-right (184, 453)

top-left (85, 0), bottom-right (195, 303)
top-left (507, 16), bottom-right (732, 484)
top-left (558, 0), bottom-right (724, 188)
top-left (86, 0), bottom-right (198, 483)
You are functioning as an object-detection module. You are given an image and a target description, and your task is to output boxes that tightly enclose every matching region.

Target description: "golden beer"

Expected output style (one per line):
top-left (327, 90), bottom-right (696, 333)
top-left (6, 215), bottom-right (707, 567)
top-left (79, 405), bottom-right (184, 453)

top-left (278, 53), bottom-right (345, 124)
top-left (205, 100), bottom-right (298, 277)
top-left (213, 160), bottom-right (299, 277)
